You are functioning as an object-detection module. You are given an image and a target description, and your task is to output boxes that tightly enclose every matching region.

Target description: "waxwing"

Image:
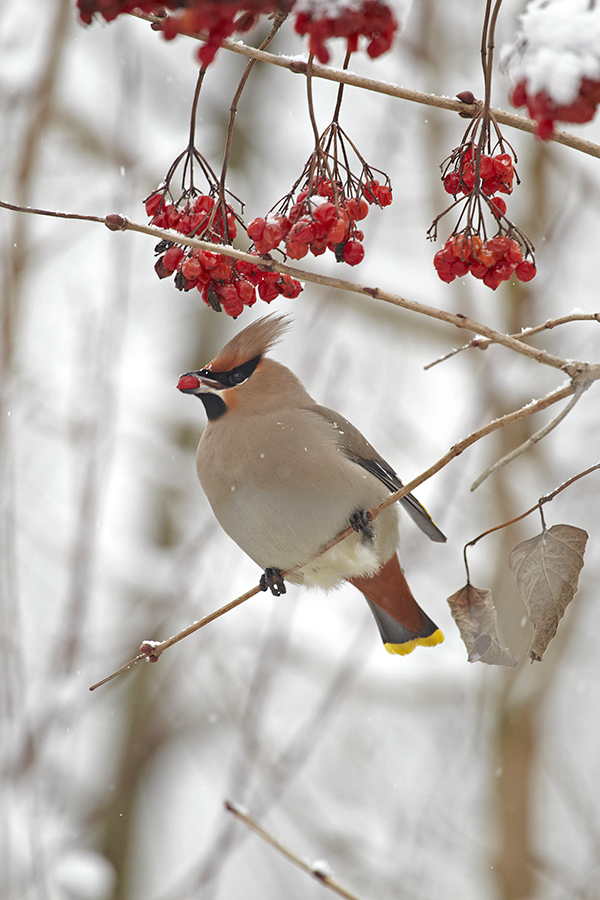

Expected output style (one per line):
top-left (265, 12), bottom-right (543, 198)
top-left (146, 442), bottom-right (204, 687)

top-left (177, 314), bottom-right (446, 655)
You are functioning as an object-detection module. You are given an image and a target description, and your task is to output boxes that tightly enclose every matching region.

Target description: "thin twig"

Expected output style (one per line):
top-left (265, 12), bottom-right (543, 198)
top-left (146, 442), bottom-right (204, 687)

top-left (224, 801), bottom-right (368, 900)
top-left (470, 386), bottom-right (587, 490)
top-left (366, 380), bottom-right (580, 521)
top-left (463, 461), bottom-right (600, 569)
top-left (128, 10), bottom-right (600, 161)
top-left (425, 313), bottom-right (600, 370)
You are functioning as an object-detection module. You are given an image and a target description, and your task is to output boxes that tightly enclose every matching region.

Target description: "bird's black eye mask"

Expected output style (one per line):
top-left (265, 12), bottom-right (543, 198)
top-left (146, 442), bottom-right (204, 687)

top-left (201, 355), bottom-right (261, 389)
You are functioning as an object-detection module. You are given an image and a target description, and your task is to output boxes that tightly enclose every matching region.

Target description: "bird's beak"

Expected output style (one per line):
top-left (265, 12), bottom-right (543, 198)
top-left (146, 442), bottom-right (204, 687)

top-left (177, 370), bottom-right (222, 394)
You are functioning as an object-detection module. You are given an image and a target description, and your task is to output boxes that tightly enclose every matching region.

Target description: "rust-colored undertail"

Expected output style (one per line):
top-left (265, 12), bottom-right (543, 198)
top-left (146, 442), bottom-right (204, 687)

top-left (349, 554), bottom-right (444, 655)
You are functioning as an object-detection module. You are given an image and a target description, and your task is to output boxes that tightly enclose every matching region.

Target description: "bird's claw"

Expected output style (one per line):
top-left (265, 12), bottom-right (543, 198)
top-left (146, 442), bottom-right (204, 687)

top-left (350, 509), bottom-right (375, 541)
top-left (259, 567), bottom-right (287, 596)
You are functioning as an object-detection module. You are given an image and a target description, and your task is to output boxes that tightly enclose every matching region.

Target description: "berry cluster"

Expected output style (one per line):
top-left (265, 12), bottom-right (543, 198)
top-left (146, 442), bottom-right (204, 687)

top-left (146, 190), bottom-right (238, 241)
top-left (431, 130), bottom-right (536, 291)
top-left (433, 233), bottom-right (536, 291)
top-left (443, 145), bottom-right (514, 211)
top-left (511, 78), bottom-right (600, 141)
top-left (294, 0), bottom-right (397, 64)
top-left (77, 0), bottom-right (398, 68)
top-left (146, 191), bottom-right (302, 318)
top-left (248, 177), bottom-right (391, 267)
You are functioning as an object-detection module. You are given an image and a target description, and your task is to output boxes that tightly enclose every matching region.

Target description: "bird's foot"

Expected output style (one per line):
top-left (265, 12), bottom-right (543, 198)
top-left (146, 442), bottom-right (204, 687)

top-left (259, 567), bottom-right (287, 597)
top-left (350, 509), bottom-right (375, 541)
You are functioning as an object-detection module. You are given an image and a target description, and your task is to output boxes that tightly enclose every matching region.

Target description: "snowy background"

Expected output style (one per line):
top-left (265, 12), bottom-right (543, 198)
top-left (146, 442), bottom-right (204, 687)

top-left (2, 1), bottom-right (600, 899)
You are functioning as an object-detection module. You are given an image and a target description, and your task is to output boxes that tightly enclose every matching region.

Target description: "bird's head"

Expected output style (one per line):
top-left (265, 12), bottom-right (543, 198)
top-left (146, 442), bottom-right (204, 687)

top-left (177, 314), bottom-right (295, 420)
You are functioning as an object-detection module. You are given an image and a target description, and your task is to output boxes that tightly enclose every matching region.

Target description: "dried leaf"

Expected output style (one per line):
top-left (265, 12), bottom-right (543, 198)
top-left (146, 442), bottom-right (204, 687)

top-left (447, 584), bottom-right (518, 667)
top-left (508, 523), bottom-right (588, 662)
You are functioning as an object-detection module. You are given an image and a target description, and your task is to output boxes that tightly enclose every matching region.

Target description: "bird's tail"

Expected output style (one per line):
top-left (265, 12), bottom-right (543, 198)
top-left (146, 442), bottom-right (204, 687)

top-left (348, 554), bottom-right (443, 655)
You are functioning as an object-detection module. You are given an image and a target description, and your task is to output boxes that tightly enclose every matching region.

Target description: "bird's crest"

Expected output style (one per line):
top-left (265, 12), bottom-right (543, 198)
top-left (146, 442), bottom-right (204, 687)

top-left (208, 314), bottom-right (291, 373)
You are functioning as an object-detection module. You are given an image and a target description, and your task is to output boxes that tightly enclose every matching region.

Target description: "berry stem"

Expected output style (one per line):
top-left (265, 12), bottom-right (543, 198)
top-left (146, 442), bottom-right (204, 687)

top-left (305, 55), bottom-right (339, 206)
top-left (331, 49), bottom-right (352, 125)
top-left (219, 12), bottom-right (288, 199)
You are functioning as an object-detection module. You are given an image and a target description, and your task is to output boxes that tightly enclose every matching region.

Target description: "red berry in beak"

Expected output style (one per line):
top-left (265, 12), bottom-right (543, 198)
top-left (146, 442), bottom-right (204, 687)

top-left (177, 375), bottom-right (201, 392)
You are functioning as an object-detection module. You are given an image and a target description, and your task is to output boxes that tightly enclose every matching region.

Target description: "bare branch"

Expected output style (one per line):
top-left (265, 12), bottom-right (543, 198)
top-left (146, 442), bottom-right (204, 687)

top-left (129, 10), bottom-right (600, 161)
top-left (224, 801), bottom-right (368, 900)
top-left (470, 387), bottom-right (587, 490)
top-left (464, 461), bottom-right (600, 557)
top-left (426, 312), bottom-right (600, 369)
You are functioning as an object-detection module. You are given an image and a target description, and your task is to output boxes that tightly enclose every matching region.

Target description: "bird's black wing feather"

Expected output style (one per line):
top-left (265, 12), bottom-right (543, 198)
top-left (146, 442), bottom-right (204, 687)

top-left (309, 404), bottom-right (447, 543)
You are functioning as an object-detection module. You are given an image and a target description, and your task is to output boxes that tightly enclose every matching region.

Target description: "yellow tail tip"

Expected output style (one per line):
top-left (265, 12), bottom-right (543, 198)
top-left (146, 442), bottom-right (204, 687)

top-left (384, 628), bottom-right (445, 656)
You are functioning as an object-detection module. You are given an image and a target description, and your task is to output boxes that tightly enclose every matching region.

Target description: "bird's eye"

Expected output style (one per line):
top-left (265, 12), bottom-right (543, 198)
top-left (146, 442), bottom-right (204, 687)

top-left (224, 356), bottom-right (261, 388)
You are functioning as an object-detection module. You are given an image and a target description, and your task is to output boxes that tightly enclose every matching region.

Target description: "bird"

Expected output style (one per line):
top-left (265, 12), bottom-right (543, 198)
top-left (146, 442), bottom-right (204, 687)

top-left (177, 314), bottom-right (446, 655)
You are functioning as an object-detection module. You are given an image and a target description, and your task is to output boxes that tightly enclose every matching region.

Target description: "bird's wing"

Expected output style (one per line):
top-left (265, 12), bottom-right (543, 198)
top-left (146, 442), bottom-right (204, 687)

top-left (308, 404), bottom-right (447, 543)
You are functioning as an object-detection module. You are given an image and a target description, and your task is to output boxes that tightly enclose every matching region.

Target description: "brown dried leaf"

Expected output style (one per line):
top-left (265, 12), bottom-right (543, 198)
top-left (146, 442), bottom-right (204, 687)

top-left (447, 584), bottom-right (518, 667)
top-left (508, 523), bottom-right (588, 662)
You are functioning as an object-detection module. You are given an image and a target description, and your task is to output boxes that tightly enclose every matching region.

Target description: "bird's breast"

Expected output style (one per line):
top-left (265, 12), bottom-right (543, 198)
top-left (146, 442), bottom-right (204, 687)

top-left (195, 409), bottom-right (398, 580)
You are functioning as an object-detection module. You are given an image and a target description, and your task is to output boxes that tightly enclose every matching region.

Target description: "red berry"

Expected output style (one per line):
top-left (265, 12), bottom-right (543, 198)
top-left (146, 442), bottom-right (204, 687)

top-left (217, 284), bottom-right (244, 318)
top-left (235, 279), bottom-right (256, 307)
top-left (536, 118), bottom-right (555, 140)
top-left (151, 212), bottom-right (169, 229)
top-left (199, 250), bottom-right (221, 271)
top-left (451, 259), bottom-right (470, 277)
top-left (494, 260), bottom-right (515, 282)
top-left (327, 215), bottom-right (350, 245)
top-left (277, 274), bottom-right (303, 298)
top-left (515, 260), bottom-right (537, 282)
top-left (489, 196), bottom-right (507, 217)
top-left (316, 179), bottom-right (334, 199)
top-left (181, 256), bottom-right (204, 280)
top-left (479, 155), bottom-right (494, 178)
top-left (363, 180), bottom-right (380, 204)
top-left (309, 238), bottom-right (328, 256)
top-left (163, 245), bottom-right (185, 271)
top-left (176, 214), bottom-right (194, 234)
top-left (313, 201), bottom-right (338, 231)
top-left (211, 259), bottom-right (233, 283)
top-left (288, 218), bottom-right (316, 244)
top-left (194, 195), bottom-right (215, 214)
top-left (258, 280), bottom-right (280, 303)
top-left (493, 154), bottom-right (513, 177)
top-left (433, 249), bottom-right (453, 271)
top-left (451, 233), bottom-right (481, 261)
top-left (505, 240), bottom-right (523, 265)
top-left (345, 197), bottom-right (369, 221)
top-left (476, 246), bottom-right (496, 268)
top-left (511, 81), bottom-right (528, 109)
top-left (483, 269), bottom-right (503, 290)
top-left (486, 235), bottom-right (512, 263)
top-left (444, 172), bottom-right (460, 194)
top-left (469, 262), bottom-right (489, 279)
top-left (285, 239), bottom-right (309, 260)
top-left (145, 193), bottom-right (164, 217)
top-left (481, 176), bottom-right (502, 196)
top-left (459, 162), bottom-right (475, 193)
top-left (247, 217), bottom-right (266, 243)
top-left (343, 240), bottom-right (365, 266)
top-left (166, 205), bottom-right (182, 228)
top-left (436, 267), bottom-right (456, 284)
top-left (376, 184), bottom-right (393, 206)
